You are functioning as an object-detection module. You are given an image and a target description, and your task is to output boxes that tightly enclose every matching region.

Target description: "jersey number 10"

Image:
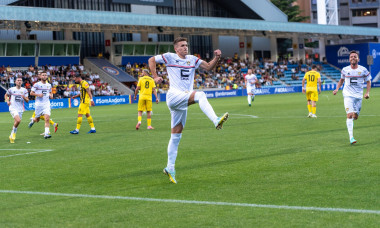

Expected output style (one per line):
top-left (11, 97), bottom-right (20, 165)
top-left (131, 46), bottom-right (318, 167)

top-left (308, 74), bottom-right (315, 82)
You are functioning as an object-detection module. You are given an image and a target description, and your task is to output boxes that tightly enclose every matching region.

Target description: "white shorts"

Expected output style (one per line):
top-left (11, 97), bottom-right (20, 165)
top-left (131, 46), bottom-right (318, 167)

top-left (247, 86), bottom-right (255, 95)
top-left (344, 96), bottom-right (362, 115)
top-left (35, 105), bottom-right (51, 118)
top-left (9, 108), bottom-right (23, 119)
top-left (166, 89), bottom-right (191, 128)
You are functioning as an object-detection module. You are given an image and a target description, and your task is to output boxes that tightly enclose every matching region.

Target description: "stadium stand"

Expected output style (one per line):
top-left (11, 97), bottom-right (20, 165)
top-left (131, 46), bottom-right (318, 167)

top-left (0, 64), bottom-right (120, 99)
top-left (120, 56), bottom-right (342, 91)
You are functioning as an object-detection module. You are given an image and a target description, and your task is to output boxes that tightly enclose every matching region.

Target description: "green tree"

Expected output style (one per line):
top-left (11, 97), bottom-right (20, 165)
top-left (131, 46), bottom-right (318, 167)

top-left (270, 0), bottom-right (309, 22)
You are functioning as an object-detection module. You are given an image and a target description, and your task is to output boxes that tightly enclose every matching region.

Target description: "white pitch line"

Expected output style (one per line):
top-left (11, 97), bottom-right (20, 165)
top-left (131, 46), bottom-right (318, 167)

top-left (0, 190), bottom-right (379, 215)
top-left (0, 149), bottom-right (53, 158)
top-left (231, 114), bottom-right (259, 118)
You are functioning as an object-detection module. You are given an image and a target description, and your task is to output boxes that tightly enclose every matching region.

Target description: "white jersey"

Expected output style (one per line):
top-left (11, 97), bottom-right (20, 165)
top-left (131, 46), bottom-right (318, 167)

top-left (341, 65), bottom-right (371, 99)
top-left (245, 74), bottom-right (257, 88)
top-left (31, 81), bottom-right (52, 107)
top-left (155, 53), bottom-right (203, 92)
top-left (6, 87), bottom-right (28, 112)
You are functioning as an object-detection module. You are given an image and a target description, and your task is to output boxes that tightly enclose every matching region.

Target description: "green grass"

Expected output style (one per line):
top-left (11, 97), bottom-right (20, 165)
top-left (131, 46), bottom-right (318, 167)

top-left (0, 89), bottom-right (379, 227)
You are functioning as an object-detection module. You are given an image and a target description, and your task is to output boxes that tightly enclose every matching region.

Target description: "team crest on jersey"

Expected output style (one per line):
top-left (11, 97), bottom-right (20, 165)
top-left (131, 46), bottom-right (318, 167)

top-left (358, 72), bottom-right (361, 75)
top-left (186, 61), bottom-right (190, 65)
top-left (346, 108), bottom-right (349, 112)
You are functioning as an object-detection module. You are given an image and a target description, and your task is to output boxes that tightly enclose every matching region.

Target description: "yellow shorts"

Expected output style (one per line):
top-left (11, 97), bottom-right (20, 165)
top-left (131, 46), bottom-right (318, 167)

top-left (78, 103), bottom-right (90, 115)
top-left (138, 99), bottom-right (152, 112)
top-left (306, 90), bottom-right (318, 102)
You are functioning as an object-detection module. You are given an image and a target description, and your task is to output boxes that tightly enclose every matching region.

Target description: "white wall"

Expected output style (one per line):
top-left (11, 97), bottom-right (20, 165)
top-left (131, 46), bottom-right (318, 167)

top-left (219, 36), bottom-right (239, 57)
top-left (131, 4), bottom-right (157, 42)
top-left (252, 37), bottom-right (270, 50)
top-left (219, 36), bottom-right (271, 57)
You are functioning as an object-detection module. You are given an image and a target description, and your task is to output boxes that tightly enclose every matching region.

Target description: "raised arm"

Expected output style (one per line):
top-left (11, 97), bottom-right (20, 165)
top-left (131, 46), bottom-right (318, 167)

top-left (199, 49), bottom-right (221, 71)
top-left (149, 57), bottom-right (163, 84)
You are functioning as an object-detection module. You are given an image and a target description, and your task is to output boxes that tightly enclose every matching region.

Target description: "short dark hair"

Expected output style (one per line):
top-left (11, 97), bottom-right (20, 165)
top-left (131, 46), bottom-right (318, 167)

top-left (173, 37), bottom-right (187, 45)
top-left (312, 64), bottom-right (317, 69)
top-left (349, 50), bottom-right (359, 56)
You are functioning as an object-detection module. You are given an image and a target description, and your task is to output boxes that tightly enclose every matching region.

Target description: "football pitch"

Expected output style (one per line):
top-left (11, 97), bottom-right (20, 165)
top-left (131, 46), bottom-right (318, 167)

top-left (1, 89), bottom-right (379, 227)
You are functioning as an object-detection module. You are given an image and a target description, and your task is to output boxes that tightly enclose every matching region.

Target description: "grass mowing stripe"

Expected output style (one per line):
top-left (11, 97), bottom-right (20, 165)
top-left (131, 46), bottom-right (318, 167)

top-left (1, 190), bottom-right (379, 215)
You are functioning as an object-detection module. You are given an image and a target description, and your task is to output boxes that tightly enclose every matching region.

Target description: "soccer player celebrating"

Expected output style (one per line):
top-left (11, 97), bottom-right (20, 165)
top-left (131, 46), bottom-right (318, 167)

top-left (333, 50), bottom-right (371, 144)
top-left (302, 65), bottom-right (321, 118)
top-left (70, 75), bottom-right (96, 134)
top-left (134, 69), bottom-right (159, 130)
top-left (149, 37), bottom-right (229, 184)
top-left (244, 68), bottom-right (257, 107)
top-left (5, 77), bottom-right (29, 143)
top-left (29, 72), bottom-right (53, 139)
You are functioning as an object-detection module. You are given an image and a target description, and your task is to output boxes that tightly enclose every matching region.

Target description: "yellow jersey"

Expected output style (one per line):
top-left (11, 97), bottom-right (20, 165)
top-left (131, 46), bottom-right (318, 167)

top-left (304, 70), bottom-right (320, 90)
top-left (137, 76), bottom-right (156, 101)
top-left (79, 80), bottom-right (90, 104)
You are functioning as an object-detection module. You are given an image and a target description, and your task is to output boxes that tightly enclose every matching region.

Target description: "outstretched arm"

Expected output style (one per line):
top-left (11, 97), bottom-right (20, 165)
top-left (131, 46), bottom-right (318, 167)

top-left (199, 49), bottom-right (221, 71)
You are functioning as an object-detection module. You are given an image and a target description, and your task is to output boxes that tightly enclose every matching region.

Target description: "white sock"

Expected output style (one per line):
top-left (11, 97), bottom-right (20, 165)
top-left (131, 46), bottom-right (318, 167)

top-left (247, 95), bottom-right (251, 105)
top-left (91, 127), bottom-right (95, 130)
top-left (12, 127), bottom-right (17, 133)
top-left (346, 118), bottom-right (353, 139)
top-left (167, 133), bottom-right (182, 172)
top-left (194, 91), bottom-right (218, 125)
top-left (45, 127), bottom-right (50, 136)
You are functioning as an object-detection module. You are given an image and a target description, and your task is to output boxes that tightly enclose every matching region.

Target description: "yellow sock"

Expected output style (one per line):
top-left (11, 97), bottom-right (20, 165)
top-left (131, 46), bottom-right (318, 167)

top-left (138, 116), bottom-right (142, 122)
top-left (87, 116), bottom-right (95, 128)
top-left (307, 105), bottom-right (312, 113)
top-left (147, 118), bottom-right (151, 127)
top-left (50, 119), bottom-right (55, 125)
top-left (40, 115), bottom-right (45, 120)
top-left (32, 112), bottom-right (36, 118)
top-left (76, 117), bottom-right (83, 130)
top-left (312, 107), bottom-right (316, 114)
